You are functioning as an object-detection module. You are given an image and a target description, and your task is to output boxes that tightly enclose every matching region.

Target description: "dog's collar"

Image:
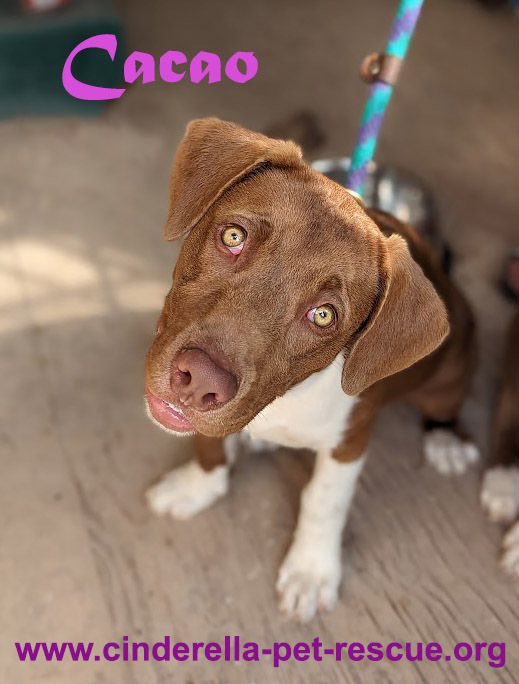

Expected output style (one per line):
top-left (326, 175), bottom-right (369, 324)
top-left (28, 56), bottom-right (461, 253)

top-left (345, 188), bottom-right (365, 209)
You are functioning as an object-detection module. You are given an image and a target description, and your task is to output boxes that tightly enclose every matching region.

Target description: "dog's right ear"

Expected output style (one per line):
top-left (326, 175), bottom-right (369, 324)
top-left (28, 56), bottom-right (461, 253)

top-left (164, 118), bottom-right (303, 240)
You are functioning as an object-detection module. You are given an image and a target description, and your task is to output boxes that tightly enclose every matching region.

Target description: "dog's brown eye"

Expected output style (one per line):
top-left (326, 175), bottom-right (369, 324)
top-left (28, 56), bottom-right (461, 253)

top-left (307, 305), bottom-right (336, 328)
top-left (221, 225), bottom-right (246, 254)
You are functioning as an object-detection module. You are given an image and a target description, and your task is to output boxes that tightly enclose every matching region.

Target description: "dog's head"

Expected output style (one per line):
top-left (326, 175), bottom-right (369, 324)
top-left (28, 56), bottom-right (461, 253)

top-left (145, 118), bottom-right (448, 437)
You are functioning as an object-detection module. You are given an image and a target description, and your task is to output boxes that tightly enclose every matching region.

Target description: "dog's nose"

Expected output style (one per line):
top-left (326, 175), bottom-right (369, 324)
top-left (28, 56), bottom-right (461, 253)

top-left (171, 349), bottom-right (238, 411)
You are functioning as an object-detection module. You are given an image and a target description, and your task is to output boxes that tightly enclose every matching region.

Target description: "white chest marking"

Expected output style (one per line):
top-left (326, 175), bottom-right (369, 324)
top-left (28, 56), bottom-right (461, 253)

top-left (244, 355), bottom-right (357, 451)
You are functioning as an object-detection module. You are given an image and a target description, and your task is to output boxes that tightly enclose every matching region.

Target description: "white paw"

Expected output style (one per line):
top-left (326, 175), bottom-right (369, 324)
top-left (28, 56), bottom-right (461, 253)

top-left (424, 429), bottom-right (480, 475)
top-left (481, 467), bottom-right (519, 523)
top-left (146, 461), bottom-right (229, 520)
top-left (276, 544), bottom-right (341, 623)
top-left (501, 521), bottom-right (519, 577)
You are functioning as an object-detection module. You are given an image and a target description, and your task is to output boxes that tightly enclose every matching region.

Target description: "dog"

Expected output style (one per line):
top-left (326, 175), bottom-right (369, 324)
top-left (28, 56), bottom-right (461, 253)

top-left (145, 118), bottom-right (478, 622)
top-left (481, 310), bottom-right (519, 573)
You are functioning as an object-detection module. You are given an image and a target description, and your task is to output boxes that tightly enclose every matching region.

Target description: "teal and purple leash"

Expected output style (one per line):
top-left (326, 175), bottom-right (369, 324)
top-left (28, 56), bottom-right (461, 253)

top-left (346, 0), bottom-right (425, 201)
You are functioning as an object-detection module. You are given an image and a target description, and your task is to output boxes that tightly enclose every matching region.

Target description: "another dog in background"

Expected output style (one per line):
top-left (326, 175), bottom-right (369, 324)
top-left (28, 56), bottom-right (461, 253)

top-left (144, 119), bottom-right (479, 622)
top-left (481, 310), bottom-right (519, 573)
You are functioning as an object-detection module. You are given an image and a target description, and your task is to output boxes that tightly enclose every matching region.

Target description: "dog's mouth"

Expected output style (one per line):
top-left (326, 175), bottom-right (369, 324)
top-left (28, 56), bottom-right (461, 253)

top-left (145, 389), bottom-right (196, 434)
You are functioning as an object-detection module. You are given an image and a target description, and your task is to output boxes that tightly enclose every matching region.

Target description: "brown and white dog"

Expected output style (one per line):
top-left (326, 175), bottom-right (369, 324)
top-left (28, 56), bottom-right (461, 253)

top-left (145, 118), bottom-right (478, 622)
top-left (481, 310), bottom-right (519, 574)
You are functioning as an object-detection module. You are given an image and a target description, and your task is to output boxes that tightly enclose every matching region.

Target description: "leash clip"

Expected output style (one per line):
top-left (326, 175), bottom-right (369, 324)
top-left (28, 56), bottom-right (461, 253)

top-left (360, 52), bottom-right (402, 87)
top-left (345, 188), bottom-right (365, 208)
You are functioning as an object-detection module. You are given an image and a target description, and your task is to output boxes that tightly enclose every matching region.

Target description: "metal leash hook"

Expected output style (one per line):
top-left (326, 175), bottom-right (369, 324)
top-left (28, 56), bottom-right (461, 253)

top-left (346, 0), bottom-right (425, 199)
top-left (360, 53), bottom-right (403, 87)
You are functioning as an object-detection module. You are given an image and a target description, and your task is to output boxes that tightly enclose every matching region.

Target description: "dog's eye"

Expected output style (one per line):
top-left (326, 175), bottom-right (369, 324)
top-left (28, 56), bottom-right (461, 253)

top-left (307, 305), bottom-right (336, 328)
top-left (221, 225), bottom-right (246, 254)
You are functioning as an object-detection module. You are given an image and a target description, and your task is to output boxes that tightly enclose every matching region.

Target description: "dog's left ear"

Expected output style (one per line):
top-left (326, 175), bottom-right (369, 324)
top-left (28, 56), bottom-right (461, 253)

top-left (164, 118), bottom-right (303, 240)
top-left (342, 234), bottom-right (449, 396)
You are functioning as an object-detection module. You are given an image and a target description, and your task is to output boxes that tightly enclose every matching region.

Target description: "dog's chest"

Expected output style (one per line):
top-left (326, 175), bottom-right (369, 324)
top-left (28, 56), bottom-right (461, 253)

top-left (245, 357), bottom-right (357, 452)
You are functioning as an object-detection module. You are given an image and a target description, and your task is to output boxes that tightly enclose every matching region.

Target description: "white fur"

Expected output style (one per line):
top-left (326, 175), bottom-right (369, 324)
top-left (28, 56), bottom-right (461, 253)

top-left (146, 460), bottom-right (229, 520)
top-left (244, 356), bottom-right (357, 451)
top-left (223, 432), bottom-right (241, 465)
top-left (147, 357), bottom-right (357, 519)
top-left (277, 453), bottom-right (365, 622)
top-left (147, 355), bottom-right (363, 621)
top-left (240, 357), bottom-right (364, 621)
top-left (502, 521), bottom-right (519, 576)
top-left (481, 466), bottom-right (519, 523)
top-left (424, 428), bottom-right (479, 475)
top-left (245, 437), bottom-right (279, 453)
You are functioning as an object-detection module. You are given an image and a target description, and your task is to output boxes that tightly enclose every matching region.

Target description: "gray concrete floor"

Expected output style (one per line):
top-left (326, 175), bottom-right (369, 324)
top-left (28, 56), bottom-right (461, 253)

top-left (1, 1), bottom-right (518, 682)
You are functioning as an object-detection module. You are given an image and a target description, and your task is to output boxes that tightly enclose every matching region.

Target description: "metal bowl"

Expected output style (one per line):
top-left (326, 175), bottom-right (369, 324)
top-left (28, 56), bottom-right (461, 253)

top-left (312, 157), bottom-right (450, 270)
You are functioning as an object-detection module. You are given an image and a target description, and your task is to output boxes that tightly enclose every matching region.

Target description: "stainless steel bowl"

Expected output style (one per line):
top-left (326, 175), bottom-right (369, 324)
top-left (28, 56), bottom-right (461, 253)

top-left (312, 157), bottom-right (450, 270)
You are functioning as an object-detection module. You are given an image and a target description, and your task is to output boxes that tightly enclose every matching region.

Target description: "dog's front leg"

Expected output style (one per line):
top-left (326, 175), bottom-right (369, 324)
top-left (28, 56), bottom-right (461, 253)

top-left (147, 433), bottom-right (240, 520)
top-left (276, 450), bottom-right (365, 622)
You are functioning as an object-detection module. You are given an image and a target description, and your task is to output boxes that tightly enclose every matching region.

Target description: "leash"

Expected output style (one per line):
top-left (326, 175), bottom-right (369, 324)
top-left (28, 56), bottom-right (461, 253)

top-left (346, 0), bottom-right (425, 203)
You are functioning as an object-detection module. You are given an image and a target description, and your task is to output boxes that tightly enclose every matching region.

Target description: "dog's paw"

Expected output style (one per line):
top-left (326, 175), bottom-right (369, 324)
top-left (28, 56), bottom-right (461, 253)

top-left (424, 429), bottom-right (480, 475)
top-left (146, 461), bottom-right (229, 520)
top-left (481, 466), bottom-right (519, 523)
top-left (501, 521), bottom-right (519, 577)
top-left (276, 544), bottom-right (341, 623)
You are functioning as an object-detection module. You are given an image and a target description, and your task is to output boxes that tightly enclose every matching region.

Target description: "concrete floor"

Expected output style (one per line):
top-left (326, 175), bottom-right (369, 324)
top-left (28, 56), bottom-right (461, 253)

top-left (1, 0), bottom-right (518, 682)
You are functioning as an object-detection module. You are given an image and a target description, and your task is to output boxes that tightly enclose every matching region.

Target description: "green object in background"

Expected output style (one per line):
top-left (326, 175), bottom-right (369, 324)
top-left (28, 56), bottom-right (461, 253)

top-left (0, 0), bottom-right (124, 118)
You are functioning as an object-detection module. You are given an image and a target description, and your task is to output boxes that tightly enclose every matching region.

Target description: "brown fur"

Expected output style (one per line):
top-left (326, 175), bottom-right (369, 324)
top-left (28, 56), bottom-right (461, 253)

top-left (145, 119), bottom-right (474, 464)
top-left (195, 433), bottom-right (228, 472)
top-left (488, 310), bottom-right (519, 468)
top-left (333, 209), bottom-right (476, 463)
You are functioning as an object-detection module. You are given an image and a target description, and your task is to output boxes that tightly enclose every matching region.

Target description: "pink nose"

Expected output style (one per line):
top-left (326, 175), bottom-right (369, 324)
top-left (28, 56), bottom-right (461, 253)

top-left (171, 349), bottom-right (238, 411)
